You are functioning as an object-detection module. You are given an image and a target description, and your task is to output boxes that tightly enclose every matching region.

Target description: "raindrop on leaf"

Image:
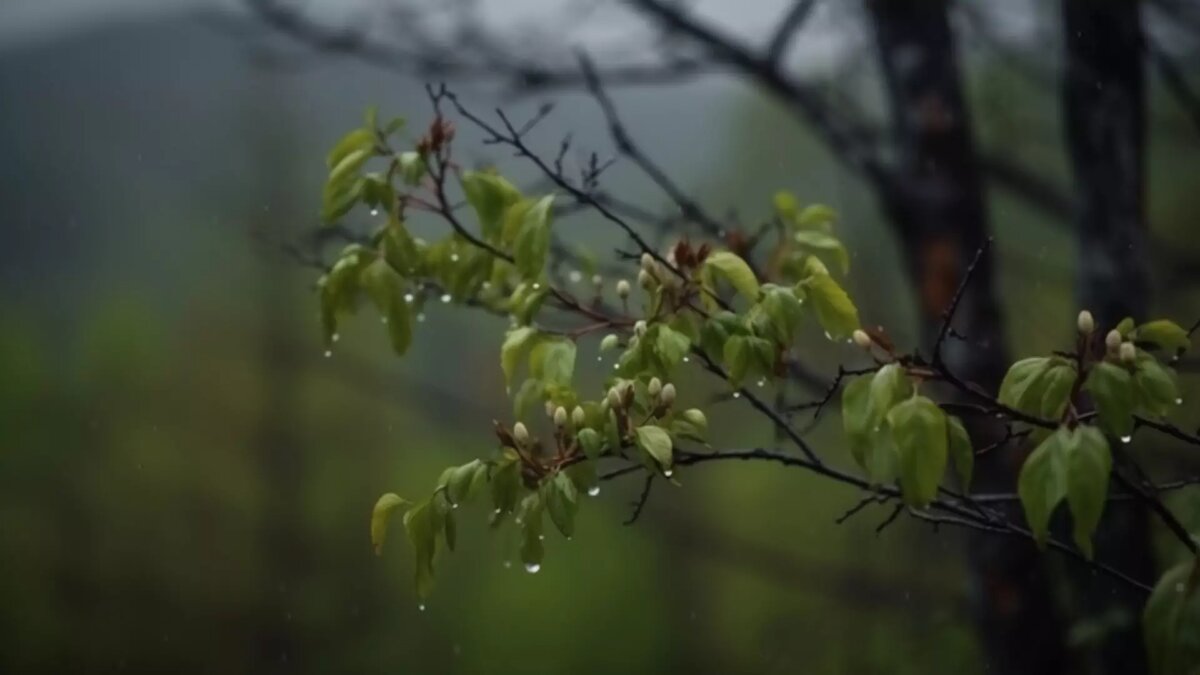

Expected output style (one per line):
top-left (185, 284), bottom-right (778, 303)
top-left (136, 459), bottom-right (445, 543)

top-left (524, 563), bottom-right (541, 574)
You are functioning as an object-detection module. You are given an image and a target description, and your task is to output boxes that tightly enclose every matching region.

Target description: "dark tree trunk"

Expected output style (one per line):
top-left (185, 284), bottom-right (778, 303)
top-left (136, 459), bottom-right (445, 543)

top-left (865, 2), bottom-right (1068, 673)
top-left (1062, 1), bottom-right (1154, 673)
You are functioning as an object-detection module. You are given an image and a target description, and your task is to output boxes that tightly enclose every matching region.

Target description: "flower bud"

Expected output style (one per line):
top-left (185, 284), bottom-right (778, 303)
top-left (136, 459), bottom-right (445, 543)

top-left (648, 377), bottom-right (662, 397)
top-left (553, 406), bottom-right (568, 428)
top-left (1120, 341), bottom-right (1136, 363)
top-left (638, 269), bottom-right (654, 289)
top-left (607, 387), bottom-right (622, 408)
top-left (640, 252), bottom-right (655, 273)
top-left (852, 329), bottom-right (872, 349)
top-left (592, 274), bottom-right (603, 286)
top-left (682, 408), bottom-right (707, 429)
top-left (1077, 310), bottom-right (1095, 335)
top-left (571, 406), bottom-right (586, 427)
top-left (616, 279), bottom-right (631, 299)
top-left (600, 334), bottom-right (620, 352)
top-left (545, 400), bottom-right (556, 418)
top-left (1105, 329), bottom-right (1122, 352)
top-left (512, 422), bottom-right (530, 445)
top-left (634, 320), bottom-right (648, 337)
top-left (660, 383), bottom-right (676, 406)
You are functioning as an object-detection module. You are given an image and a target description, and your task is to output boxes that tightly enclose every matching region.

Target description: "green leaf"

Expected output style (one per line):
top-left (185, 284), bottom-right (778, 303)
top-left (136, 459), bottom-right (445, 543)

top-left (841, 375), bottom-right (873, 470)
top-left (326, 128), bottom-right (374, 169)
top-left (576, 428), bottom-right (604, 459)
top-left (704, 251), bottom-right (760, 301)
top-left (758, 285), bottom-right (805, 344)
top-left (887, 395), bottom-right (948, 507)
top-left (402, 500), bottom-right (439, 598)
top-left (773, 190), bottom-right (799, 220)
top-left (867, 364), bottom-right (912, 432)
top-left (532, 338), bottom-right (576, 388)
top-left (723, 335), bottom-right (751, 386)
top-left (1144, 560), bottom-right (1200, 675)
top-left (1134, 355), bottom-right (1180, 417)
top-left (1018, 428), bottom-right (1069, 547)
top-left (545, 472), bottom-right (579, 538)
top-left (797, 204), bottom-right (837, 230)
top-left (461, 171), bottom-right (522, 241)
top-left (501, 327), bottom-right (537, 389)
top-left (398, 151), bottom-right (426, 186)
top-left (322, 176), bottom-right (365, 223)
top-left (371, 493), bottom-right (410, 556)
top-left (360, 259), bottom-right (413, 355)
top-left (512, 378), bottom-right (545, 419)
top-left (490, 457), bottom-right (521, 516)
top-left (635, 425), bottom-right (673, 470)
top-left (1038, 361), bottom-right (1077, 421)
top-left (1085, 361), bottom-right (1134, 439)
top-left (946, 415), bottom-right (973, 490)
top-left (1135, 320), bottom-right (1191, 353)
top-left (999, 357), bottom-right (1057, 413)
top-left (794, 230), bottom-right (850, 274)
top-left (805, 272), bottom-right (859, 339)
top-left (1065, 426), bottom-right (1111, 559)
top-left (654, 324), bottom-right (692, 369)
top-left (518, 496), bottom-right (545, 571)
top-left (671, 409), bottom-right (708, 442)
top-left (513, 195), bottom-right (554, 280)
top-left (1115, 317), bottom-right (1136, 337)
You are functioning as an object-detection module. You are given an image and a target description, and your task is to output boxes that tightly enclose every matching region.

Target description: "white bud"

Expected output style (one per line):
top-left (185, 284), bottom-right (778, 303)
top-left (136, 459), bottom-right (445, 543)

top-left (600, 334), bottom-right (619, 352)
top-left (607, 388), bottom-right (622, 408)
top-left (682, 408), bottom-right (707, 429)
top-left (571, 406), bottom-right (586, 427)
top-left (638, 269), bottom-right (654, 289)
top-left (852, 329), bottom-right (872, 349)
top-left (1105, 329), bottom-right (1123, 352)
top-left (545, 400), bottom-right (557, 418)
top-left (1077, 310), bottom-right (1095, 335)
top-left (634, 320), bottom-right (647, 337)
top-left (512, 422), bottom-right (530, 445)
top-left (640, 253), bottom-right (655, 273)
top-left (592, 274), bottom-right (603, 286)
top-left (648, 377), bottom-right (662, 397)
top-left (616, 279), bottom-right (631, 299)
top-left (1120, 341), bottom-right (1136, 363)
top-left (553, 406), bottom-right (568, 428)
top-left (660, 383), bottom-right (676, 406)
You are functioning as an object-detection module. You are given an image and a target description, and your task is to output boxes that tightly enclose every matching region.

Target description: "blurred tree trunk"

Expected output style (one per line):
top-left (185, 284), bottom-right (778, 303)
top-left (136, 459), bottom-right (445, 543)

top-left (1062, 1), bottom-right (1154, 672)
top-left (865, 2), bottom-right (1068, 673)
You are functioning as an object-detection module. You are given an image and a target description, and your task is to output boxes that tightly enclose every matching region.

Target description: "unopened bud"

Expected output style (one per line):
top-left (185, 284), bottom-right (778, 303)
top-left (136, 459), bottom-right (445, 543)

top-left (512, 422), bottom-right (530, 445)
top-left (616, 279), bottom-right (631, 299)
top-left (1105, 329), bottom-right (1122, 352)
top-left (571, 406), bottom-right (586, 427)
top-left (648, 377), bottom-right (662, 397)
top-left (852, 329), bottom-right (872, 349)
top-left (545, 400), bottom-right (556, 418)
top-left (553, 406), bottom-right (568, 428)
top-left (634, 320), bottom-right (647, 337)
top-left (600, 334), bottom-right (620, 352)
top-left (638, 269), bottom-right (654, 289)
top-left (660, 383), bottom-right (676, 406)
top-left (607, 388), bottom-right (622, 408)
top-left (1077, 310), bottom-right (1095, 335)
top-left (640, 253), bottom-right (655, 273)
top-left (592, 274), bottom-right (603, 286)
top-left (682, 408), bottom-right (707, 429)
top-left (1119, 341), bottom-right (1136, 363)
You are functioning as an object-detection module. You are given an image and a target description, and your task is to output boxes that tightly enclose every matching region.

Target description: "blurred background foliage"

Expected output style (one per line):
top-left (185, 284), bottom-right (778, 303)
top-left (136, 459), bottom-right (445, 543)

top-left (0, 1), bottom-right (1198, 673)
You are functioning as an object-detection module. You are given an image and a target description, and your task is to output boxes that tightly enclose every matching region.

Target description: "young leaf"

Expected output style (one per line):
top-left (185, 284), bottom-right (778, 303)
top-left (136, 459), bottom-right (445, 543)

top-left (501, 327), bottom-right (537, 388)
top-left (576, 428), bottom-right (604, 459)
top-left (635, 425), bottom-right (673, 470)
top-left (1135, 320), bottom-right (1191, 353)
top-left (654, 324), bottom-right (692, 369)
top-left (403, 501), bottom-right (439, 598)
top-left (326, 128), bottom-right (374, 169)
top-left (513, 195), bottom-right (554, 280)
top-left (1134, 355), bottom-right (1180, 417)
top-left (534, 339), bottom-right (576, 388)
top-left (490, 457), bottom-right (521, 516)
top-left (758, 285), bottom-right (805, 344)
top-left (1018, 428), bottom-right (1069, 547)
top-left (704, 251), bottom-right (760, 301)
top-left (461, 171), bottom-right (522, 240)
top-left (887, 395), bottom-right (948, 507)
top-left (1085, 361), bottom-right (1134, 439)
top-left (999, 357), bottom-right (1054, 413)
top-left (545, 472), bottom-right (579, 538)
top-left (1038, 361), bottom-right (1076, 421)
top-left (723, 335), bottom-right (751, 386)
top-left (804, 272), bottom-right (859, 339)
top-left (797, 204), bottom-right (837, 230)
top-left (371, 493), bottom-right (410, 555)
top-left (793, 230), bottom-right (850, 274)
top-left (946, 415), bottom-right (973, 490)
top-left (1143, 559), bottom-right (1200, 675)
top-left (1065, 426), bottom-right (1111, 559)
top-left (841, 375), bottom-right (873, 470)
top-left (867, 364), bottom-right (911, 431)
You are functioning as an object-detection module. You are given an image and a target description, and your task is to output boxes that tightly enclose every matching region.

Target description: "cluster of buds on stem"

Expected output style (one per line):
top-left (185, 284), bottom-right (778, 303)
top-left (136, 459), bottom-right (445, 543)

top-left (1103, 326), bottom-right (1137, 364)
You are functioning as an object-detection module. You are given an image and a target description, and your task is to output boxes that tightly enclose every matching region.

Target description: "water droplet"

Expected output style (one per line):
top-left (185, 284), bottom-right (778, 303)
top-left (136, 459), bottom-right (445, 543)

top-left (331, 333), bottom-right (340, 343)
top-left (592, 274), bottom-right (603, 285)
top-left (569, 270), bottom-right (583, 283)
top-left (612, 363), bottom-right (619, 371)
top-left (756, 378), bottom-right (766, 388)
top-left (1120, 435), bottom-right (1132, 444)
top-left (404, 293), bottom-right (415, 303)
top-left (597, 356), bottom-right (603, 362)
top-left (381, 316), bottom-right (389, 324)
top-left (682, 356), bottom-right (690, 363)
top-left (493, 508), bottom-right (502, 515)
top-left (732, 392), bottom-right (741, 399)
top-left (524, 563), bottom-right (541, 574)
top-left (417, 313), bottom-right (427, 323)
top-left (663, 469), bottom-right (674, 478)
top-left (587, 486), bottom-right (600, 497)
top-left (1175, 398), bottom-right (1184, 405)
top-left (503, 560), bottom-right (512, 569)
top-left (481, 281), bottom-right (492, 290)
top-left (440, 293), bottom-right (452, 304)
top-left (450, 253), bottom-right (460, 263)
top-left (514, 518), bottom-right (523, 526)
top-left (418, 604), bottom-right (426, 612)
top-left (451, 502), bottom-right (460, 510)
top-left (324, 350), bottom-right (333, 358)
top-left (823, 331), bottom-right (833, 341)
top-left (370, 208), bottom-right (379, 216)
top-left (537, 534), bottom-right (545, 541)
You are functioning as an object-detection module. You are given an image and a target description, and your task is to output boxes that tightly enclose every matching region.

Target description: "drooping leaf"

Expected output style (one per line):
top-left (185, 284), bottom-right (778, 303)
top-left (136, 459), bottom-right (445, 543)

top-left (402, 500), bottom-right (439, 598)
top-left (501, 327), bottom-right (538, 388)
top-left (1144, 560), bottom-right (1200, 675)
top-left (1065, 426), bottom-right (1111, 559)
top-left (1134, 354), bottom-right (1180, 417)
top-left (532, 338), bottom-right (576, 389)
top-left (946, 415), bottom-right (973, 490)
top-left (326, 128), bottom-right (375, 169)
top-left (371, 493), bottom-right (410, 556)
top-left (545, 472), bottom-right (579, 538)
top-left (796, 204), bottom-right (837, 230)
top-left (513, 195), bottom-right (554, 280)
top-left (634, 425), bottom-right (673, 470)
top-left (461, 171), bottom-right (522, 241)
top-left (867, 364), bottom-right (911, 432)
top-left (999, 357), bottom-right (1055, 414)
top-left (1085, 361), bottom-right (1134, 439)
top-left (1135, 320), bottom-right (1191, 353)
top-left (887, 395), bottom-right (948, 507)
top-left (1018, 428), bottom-right (1069, 547)
top-left (793, 230), bottom-right (850, 274)
top-left (1038, 360), bottom-right (1077, 421)
top-left (704, 251), bottom-right (760, 301)
top-left (758, 284), bottom-right (805, 344)
top-left (804, 272), bottom-right (859, 339)
top-left (576, 428), bottom-right (604, 459)
top-left (841, 375), bottom-right (873, 470)
top-left (654, 324), bottom-right (692, 370)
